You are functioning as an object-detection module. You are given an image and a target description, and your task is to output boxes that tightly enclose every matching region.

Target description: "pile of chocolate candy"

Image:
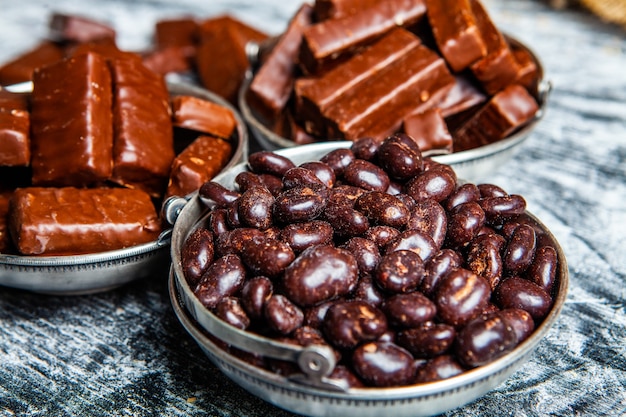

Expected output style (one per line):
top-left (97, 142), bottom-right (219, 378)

top-left (181, 134), bottom-right (559, 388)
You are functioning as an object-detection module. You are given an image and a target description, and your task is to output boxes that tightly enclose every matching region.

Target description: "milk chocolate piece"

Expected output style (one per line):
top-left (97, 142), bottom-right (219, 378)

top-left (0, 41), bottom-right (65, 85)
top-left (247, 4), bottom-right (313, 122)
top-left (437, 75), bottom-right (487, 118)
top-left (0, 191), bottom-right (11, 253)
top-left (402, 108), bottom-right (453, 153)
top-left (171, 95), bottom-right (236, 139)
top-left (109, 57), bottom-right (174, 197)
top-left (295, 28), bottom-right (422, 137)
top-left (49, 13), bottom-right (116, 43)
top-left (30, 52), bottom-right (113, 186)
top-left (70, 38), bottom-right (140, 62)
top-left (155, 18), bottom-right (199, 48)
top-left (0, 91), bottom-right (30, 167)
top-left (468, 0), bottom-right (520, 95)
top-left (142, 46), bottom-right (195, 75)
top-left (453, 84), bottom-right (539, 152)
top-left (196, 16), bottom-right (268, 104)
top-left (323, 43), bottom-right (455, 140)
top-left (9, 187), bottom-right (161, 256)
top-left (313, 0), bottom-right (384, 21)
top-left (512, 45), bottom-right (539, 93)
top-left (166, 135), bottom-right (233, 198)
top-left (425, 0), bottom-right (486, 72)
top-left (299, 0), bottom-right (426, 74)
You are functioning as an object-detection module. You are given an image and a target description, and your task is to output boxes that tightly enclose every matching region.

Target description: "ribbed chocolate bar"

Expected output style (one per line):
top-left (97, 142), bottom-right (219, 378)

top-left (247, 4), bottom-right (313, 122)
top-left (9, 187), bottom-right (161, 256)
top-left (166, 135), bottom-right (233, 199)
top-left (294, 28), bottom-right (422, 137)
top-left (453, 84), bottom-right (539, 152)
top-left (171, 95), bottom-right (236, 139)
top-left (0, 91), bottom-right (30, 167)
top-left (425, 0), bottom-right (486, 72)
top-left (30, 52), bottom-right (113, 186)
top-left (0, 41), bottom-right (64, 85)
top-left (299, 0), bottom-right (426, 74)
top-left (109, 57), bottom-right (174, 197)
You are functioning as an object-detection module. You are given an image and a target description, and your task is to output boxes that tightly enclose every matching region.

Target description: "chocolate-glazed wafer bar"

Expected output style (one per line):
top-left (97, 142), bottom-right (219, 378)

top-left (453, 83), bottom-right (538, 152)
top-left (109, 56), bottom-right (174, 197)
top-left (30, 52), bottom-right (113, 187)
top-left (171, 95), bottom-right (236, 139)
top-left (299, 0), bottom-right (427, 74)
top-left (0, 90), bottom-right (30, 167)
top-left (8, 187), bottom-right (161, 256)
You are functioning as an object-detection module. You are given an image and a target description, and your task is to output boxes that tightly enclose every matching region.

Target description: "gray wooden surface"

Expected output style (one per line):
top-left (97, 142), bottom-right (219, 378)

top-left (1, 0), bottom-right (625, 416)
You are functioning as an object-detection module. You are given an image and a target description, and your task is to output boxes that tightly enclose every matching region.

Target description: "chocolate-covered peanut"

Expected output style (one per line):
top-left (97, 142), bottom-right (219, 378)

top-left (194, 254), bottom-right (246, 309)
top-left (181, 227), bottom-right (214, 287)
top-left (323, 300), bottom-right (388, 349)
top-left (352, 341), bottom-right (417, 387)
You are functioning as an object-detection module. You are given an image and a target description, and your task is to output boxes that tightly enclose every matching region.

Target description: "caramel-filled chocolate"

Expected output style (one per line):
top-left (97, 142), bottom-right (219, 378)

top-left (196, 16), bottom-right (268, 104)
top-left (166, 135), bottom-right (232, 199)
top-left (295, 28), bottom-right (422, 137)
top-left (109, 57), bottom-right (174, 197)
top-left (48, 13), bottom-right (116, 44)
top-left (299, 0), bottom-right (426, 74)
top-left (402, 108), bottom-right (453, 153)
top-left (9, 187), bottom-right (161, 256)
top-left (313, 0), bottom-right (384, 21)
top-left (171, 95), bottom-right (236, 139)
top-left (30, 52), bottom-right (113, 186)
top-left (0, 41), bottom-right (65, 85)
top-left (0, 90), bottom-right (30, 167)
top-left (247, 4), bottom-right (313, 123)
top-left (322, 43), bottom-right (455, 140)
top-left (453, 84), bottom-right (539, 152)
top-left (468, 0), bottom-right (520, 95)
top-left (425, 0), bottom-right (486, 72)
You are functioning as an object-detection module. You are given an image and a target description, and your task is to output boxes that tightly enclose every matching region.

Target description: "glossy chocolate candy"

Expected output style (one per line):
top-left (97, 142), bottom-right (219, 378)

top-left (0, 90), bottom-right (30, 167)
top-left (171, 95), bottom-right (237, 139)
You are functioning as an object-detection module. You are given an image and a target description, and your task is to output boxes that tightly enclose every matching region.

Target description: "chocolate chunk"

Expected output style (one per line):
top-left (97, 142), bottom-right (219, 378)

top-left (166, 135), bottom-right (233, 198)
top-left (109, 56), bottom-right (174, 197)
top-left (247, 4), bottom-right (313, 122)
top-left (402, 108), bottom-right (453, 153)
top-left (195, 16), bottom-right (268, 104)
top-left (511, 43), bottom-right (540, 94)
top-left (0, 191), bottom-right (11, 253)
top-left (313, 0), bottom-right (384, 21)
top-left (171, 95), bottom-right (236, 139)
top-left (0, 41), bottom-right (65, 85)
top-left (48, 13), bottom-right (116, 44)
top-left (437, 74), bottom-right (487, 118)
top-left (142, 46), bottom-right (195, 75)
top-left (0, 90), bottom-right (30, 167)
top-left (453, 84), bottom-right (539, 152)
top-left (425, 0), bottom-right (487, 72)
top-left (299, 0), bottom-right (427, 74)
top-left (155, 18), bottom-right (199, 48)
top-left (30, 52), bottom-right (113, 187)
top-left (8, 187), bottom-right (161, 255)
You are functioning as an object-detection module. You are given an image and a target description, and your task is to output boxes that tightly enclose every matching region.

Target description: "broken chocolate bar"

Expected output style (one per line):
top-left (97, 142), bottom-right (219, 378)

top-left (402, 108), bottom-right (453, 153)
top-left (171, 95), bottom-right (236, 139)
top-left (30, 52), bottom-right (113, 187)
top-left (8, 187), bottom-right (161, 256)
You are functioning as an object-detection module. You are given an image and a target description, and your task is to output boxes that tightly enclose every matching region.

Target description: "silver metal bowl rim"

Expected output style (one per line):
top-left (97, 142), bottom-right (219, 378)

top-left (238, 33), bottom-right (550, 159)
top-left (169, 141), bottom-right (569, 399)
top-left (0, 81), bottom-right (247, 287)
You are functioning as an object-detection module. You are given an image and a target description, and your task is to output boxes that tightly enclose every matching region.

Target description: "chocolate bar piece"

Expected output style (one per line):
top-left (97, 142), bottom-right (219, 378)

top-left (468, 0), bottom-right (520, 95)
top-left (109, 57), bottom-right (174, 197)
top-left (313, 0), bottom-right (384, 21)
top-left (0, 90), bottom-right (30, 167)
top-left (453, 84), bottom-right (539, 152)
top-left (0, 41), bottom-right (64, 85)
top-left (402, 108), bottom-right (453, 153)
top-left (437, 74), bottom-right (487, 118)
top-left (196, 16), bottom-right (268, 104)
top-left (295, 28), bottom-right (422, 137)
top-left (0, 191), bottom-right (11, 253)
top-left (166, 135), bottom-right (233, 199)
top-left (30, 52), bottom-right (113, 186)
top-left (49, 13), bottom-right (116, 44)
top-left (425, 0), bottom-right (486, 72)
top-left (142, 46), bottom-right (195, 75)
top-left (247, 4), bottom-right (313, 122)
top-left (70, 38), bottom-right (140, 62)
top-left (155, 18), bottom-right (199, 48)
top-left (322, 42), bottom-right (455, 140)
top-left (512, 44), bottom-right (539, 94)
top-left (299, 0), bottom-right (427, 74)
top-left (9, 187), bottom-right (161, 256)
top-left (171, 95), bottom-right (236, 139)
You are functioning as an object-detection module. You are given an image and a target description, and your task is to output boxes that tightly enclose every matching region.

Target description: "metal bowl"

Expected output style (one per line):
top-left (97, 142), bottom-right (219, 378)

top-left (167, 142), bottom-right (568, 417)
top-left (0, 81), bottom-right (248, 295)
top-left (239, 35), bottom-right (551, 182)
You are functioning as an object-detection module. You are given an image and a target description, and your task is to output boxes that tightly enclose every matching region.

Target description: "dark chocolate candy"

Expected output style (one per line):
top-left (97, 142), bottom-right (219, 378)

top-left (171, 95), bottom-right (236, 139)
top-left (166, 135), bottom-right (233, 199)
top-left (9, 187), bottom-right (161, 256)
top-left (402, 108), bottom-right (453, 153)
top-left (453, 84), bottom-right (539, 152)
top-left (0, 41), bottom-right (64, 85)
top-left (247, 4), bottom-right (313, 122)
top-left (48, 13), bottom-right (116, 44)
top-left (109, 56), bottom-right (174, 197)
top-left (30, 52), bottom-right (113, 186)
top-left (299, 0), bottom-right (427, 74)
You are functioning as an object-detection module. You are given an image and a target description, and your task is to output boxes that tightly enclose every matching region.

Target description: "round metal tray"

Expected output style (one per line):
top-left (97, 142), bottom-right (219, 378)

top-left (0, 81), bottom-right (248, 295)
top-left (238, 35), bottom-right (551, 182)
top-left (167, 142), bottom-right (569, 417)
